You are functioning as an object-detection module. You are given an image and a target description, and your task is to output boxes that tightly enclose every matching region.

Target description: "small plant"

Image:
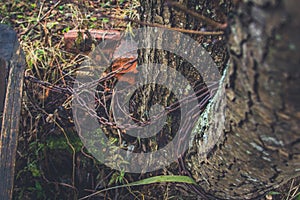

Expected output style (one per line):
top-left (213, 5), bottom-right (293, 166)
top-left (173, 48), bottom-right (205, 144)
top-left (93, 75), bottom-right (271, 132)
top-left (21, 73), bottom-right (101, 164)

top-left (108, 169), bottom-right (126, 186)
top-left (80, 175), bottom-right (197, 200)
top-left (27, 181), bottom-right (46, 199)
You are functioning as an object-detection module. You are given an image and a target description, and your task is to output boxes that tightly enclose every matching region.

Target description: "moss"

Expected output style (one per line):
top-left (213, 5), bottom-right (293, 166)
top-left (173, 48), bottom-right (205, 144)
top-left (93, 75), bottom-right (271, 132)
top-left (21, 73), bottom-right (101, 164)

top-left (46, 134), bottom-right (83, 153)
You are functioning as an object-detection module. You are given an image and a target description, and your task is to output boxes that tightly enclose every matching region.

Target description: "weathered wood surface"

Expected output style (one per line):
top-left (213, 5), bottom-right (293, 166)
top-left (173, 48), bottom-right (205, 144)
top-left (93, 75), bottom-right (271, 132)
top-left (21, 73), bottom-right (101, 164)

top-left (0, 24), bottom-right (26, 200)
top-left (0, 57), bottom-right (6, 115)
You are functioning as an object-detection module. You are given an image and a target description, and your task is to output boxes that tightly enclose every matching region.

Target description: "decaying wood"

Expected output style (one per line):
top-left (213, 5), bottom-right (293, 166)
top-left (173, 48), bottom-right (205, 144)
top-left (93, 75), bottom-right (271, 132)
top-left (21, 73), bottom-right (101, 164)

top-left (0, 24), bottom-right (26, 200)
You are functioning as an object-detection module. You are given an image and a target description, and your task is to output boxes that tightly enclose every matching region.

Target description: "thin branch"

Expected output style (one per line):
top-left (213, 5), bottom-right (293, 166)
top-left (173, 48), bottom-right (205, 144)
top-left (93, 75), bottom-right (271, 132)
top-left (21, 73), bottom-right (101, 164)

top-left (165, 0), bottom-right (227, 30)
top-left (97, 14), bottom-right (224, 35)
top-left (20, 0), bottom-right (62, 36)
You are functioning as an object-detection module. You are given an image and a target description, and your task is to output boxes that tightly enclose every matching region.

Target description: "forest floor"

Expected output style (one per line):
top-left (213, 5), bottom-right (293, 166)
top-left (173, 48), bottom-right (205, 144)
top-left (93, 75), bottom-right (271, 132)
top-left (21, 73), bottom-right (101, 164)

top-left (0, 0), bottom-right (299, 199)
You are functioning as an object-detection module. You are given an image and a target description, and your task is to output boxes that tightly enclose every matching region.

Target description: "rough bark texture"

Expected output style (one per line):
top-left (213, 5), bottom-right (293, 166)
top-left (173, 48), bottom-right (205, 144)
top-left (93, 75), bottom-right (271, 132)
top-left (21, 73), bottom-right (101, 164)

top-left (185, 0), bottom-right (300, 199)
top-left (136, 0), bottom-right (215, 171)
top-left (139, 0), bottom-right (300, 199)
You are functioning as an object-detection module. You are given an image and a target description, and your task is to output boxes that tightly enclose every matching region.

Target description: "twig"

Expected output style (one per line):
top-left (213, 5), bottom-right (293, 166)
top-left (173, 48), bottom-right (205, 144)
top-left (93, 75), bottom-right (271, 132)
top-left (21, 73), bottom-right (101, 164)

top-left (20, 0), bottom-right (62, 36)
top-left (98, 14), bottom-right (224, 35)
top-left (165, 0), bottom-right (227, 30)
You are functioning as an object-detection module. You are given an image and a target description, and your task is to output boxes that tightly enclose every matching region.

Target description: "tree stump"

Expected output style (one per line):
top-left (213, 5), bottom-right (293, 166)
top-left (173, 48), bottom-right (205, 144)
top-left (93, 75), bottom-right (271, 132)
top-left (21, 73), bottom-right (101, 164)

top-left (0, 24), bottom-right (26, 200)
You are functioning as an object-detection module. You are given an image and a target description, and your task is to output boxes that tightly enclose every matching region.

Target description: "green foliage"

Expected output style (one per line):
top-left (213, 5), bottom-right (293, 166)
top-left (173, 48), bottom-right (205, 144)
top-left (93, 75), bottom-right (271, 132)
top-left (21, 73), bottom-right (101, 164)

top-left (27, 161), bottom-right (41, 177)
top-left (27, 181), bottom-right (46, 199)
top-left (119, 0), bottom-right (125, 4)
top-left (46, 21), bottom-right (59, 29)
top-left (62, 26), bottom-right (70, 33)
top-left (129, 175), bottom-right (197, 185)
top-left (58, 5), bottom-right (64, 11)
top-left (102, 18), bottom-right (109, 23)
top-left (108, 170), bottom-right (126, 186)
top-left (80, 175), bottom-right (197, 200)
top-left (46, 134), bottom-right (83, 153)
top-left (30, 3), bottom-right (37, 9)
top-left (267, 191), bottom-right (281, 195)
top-left (90, 17), bottom-right (97, 22)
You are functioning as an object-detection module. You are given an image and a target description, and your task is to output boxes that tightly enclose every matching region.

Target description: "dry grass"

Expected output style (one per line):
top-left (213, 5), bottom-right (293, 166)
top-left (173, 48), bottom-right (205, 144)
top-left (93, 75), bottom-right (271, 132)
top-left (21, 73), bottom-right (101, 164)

top-left (0, 1), bottom-right (298, 200)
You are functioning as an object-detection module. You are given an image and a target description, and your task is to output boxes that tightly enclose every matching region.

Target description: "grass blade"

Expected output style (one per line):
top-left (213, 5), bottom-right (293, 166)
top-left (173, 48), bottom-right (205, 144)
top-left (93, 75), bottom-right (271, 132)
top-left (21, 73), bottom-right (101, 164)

top-left (79, 175), bottom-right (197, 200)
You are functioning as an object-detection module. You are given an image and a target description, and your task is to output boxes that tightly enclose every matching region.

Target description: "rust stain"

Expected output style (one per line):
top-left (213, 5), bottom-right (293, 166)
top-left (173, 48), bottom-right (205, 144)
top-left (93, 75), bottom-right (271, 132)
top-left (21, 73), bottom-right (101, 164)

top-left (64, 29), bottom-right (139, 85)
top-left (112, 57), bottom-right (138, 85)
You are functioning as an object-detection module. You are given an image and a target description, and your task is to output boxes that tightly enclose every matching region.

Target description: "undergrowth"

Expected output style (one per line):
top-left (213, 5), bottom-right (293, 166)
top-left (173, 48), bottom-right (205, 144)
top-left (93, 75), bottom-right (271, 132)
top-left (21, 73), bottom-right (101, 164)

top-left (0, 0), bottom-right (299, 200)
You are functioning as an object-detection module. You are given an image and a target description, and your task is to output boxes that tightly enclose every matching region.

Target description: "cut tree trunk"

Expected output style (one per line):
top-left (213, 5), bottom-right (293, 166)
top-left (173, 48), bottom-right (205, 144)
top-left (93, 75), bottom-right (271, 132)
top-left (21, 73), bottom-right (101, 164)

top-left (138, 0), bottom-right (300, 199)
top-left (185, 0), bottom-right (300, 198)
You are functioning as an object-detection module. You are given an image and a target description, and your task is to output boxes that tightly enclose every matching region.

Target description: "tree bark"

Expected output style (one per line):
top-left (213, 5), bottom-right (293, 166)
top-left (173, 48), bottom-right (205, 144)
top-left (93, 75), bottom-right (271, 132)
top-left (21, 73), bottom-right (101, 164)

top-left (139, 0), bottom-right (300, 199)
